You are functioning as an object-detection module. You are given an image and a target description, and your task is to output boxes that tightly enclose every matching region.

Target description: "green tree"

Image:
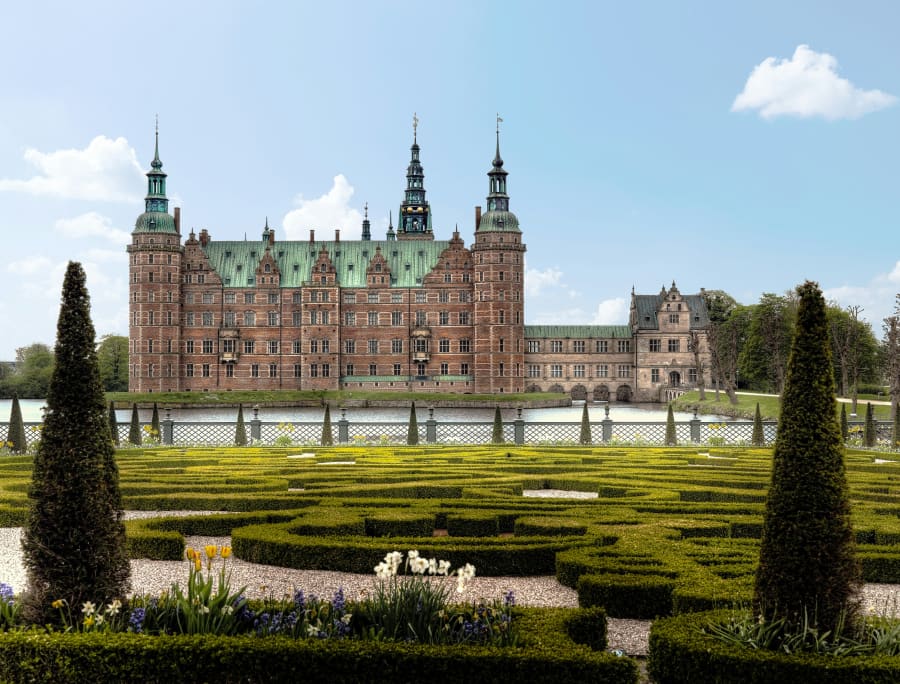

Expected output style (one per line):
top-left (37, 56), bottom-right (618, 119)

top-left (579, 403), bottom-right (592, 445)
top-left (840, 403), bottom-right (849, 443)
top-left (828, 305), bottom-right (879, 414)
top-left (108, 402), bottom-right (119, 447)
top-left (702, 290), bottom-right (740, 404)
top-left (21, 262), bottom-right (130, 624)
top-left (864, 402), bottom-right (876, 447)
top-left (664, 404), bottom-right (677, 446)
top-left (96, 335), bottom-right (129, 392)
top-left (753, 281), bottom-right (860, 633)
top-left (7, 394), bottom-right (27, 453)
top-left (321, 404), bottom-right (333, 446)
top-left (235, 404), bottom-right (247, 446)
top-left (407, 402), bottom-right (419, 445)
top-left (884, 295), bottom-right (900, 435)
top-left (1, 343), bottom-right (55, 398)
top-left (128, 403), bottom-right (141, 446)
top-left (739, 293), bottom-right (796, 393)
top-left (893, 404), bottom-right (900, 448)
top-left (492, 406), bottom-right (504, 444)
top-left (150, 402), bottom-right (160, 441)
top-left (751, 402), bottom-right (764, 447)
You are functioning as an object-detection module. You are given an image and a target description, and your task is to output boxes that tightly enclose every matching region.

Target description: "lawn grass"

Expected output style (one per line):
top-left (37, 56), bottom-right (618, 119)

top-left (672, 390), bottom-right (892, 420)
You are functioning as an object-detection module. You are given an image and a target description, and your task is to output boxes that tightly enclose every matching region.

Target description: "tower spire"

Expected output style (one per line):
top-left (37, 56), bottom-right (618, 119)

top-left (361, 201), bottom-right (371, 241)
top-left (398, 115), bottom-right (432, 239)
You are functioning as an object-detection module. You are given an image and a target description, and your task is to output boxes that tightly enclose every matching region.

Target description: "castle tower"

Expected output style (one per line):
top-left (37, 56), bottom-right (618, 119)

top-left (127, 122), bottom-right (182, 392)
top-left (472, 118), bottom-right (526, 393)
top-left (398, 113), bottom-right (433, 240)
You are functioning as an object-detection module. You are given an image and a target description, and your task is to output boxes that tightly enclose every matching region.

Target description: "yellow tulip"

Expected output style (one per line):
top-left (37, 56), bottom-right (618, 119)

top-left (194, 558), bottom-right (202, 572)
top-left (221, 546), bottom-right (232, 559)
top-left (51, 599), bottom-right (64, 609)
top-left (205, 545), bottom-right (217, 560)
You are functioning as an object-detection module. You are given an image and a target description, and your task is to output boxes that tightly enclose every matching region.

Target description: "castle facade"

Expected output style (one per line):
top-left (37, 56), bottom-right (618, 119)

top-left (128, 124), bottom-right (710, 402)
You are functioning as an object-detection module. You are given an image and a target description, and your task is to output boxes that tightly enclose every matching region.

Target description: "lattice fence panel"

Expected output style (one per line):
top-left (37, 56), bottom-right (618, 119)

top-left (611, 422), bottom-right (668, 445)
top-left (173, 422), bottom-right (239, 446)
top-left (435, 422), bottom-right (495, 444)
top-left (259, 422), bottom-right (327, 445)
top-left (347, 422), bottom-right (411, 444)
top-left (0, 424), bottom-right (8, 443)
top-left (524, 422), bottom-right (582, 444)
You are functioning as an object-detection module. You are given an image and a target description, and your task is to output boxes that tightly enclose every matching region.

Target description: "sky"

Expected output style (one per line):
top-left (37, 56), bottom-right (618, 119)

top-left (1, 1), bottom-right (898, 360)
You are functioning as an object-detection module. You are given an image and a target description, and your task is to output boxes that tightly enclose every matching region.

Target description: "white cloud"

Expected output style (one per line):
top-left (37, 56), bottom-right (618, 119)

top-left (525, 266), bottom-right (563, 296)
top-left (7, 256), bottom-right (55, 276)
top-left (55, 212), bottom-right (131, 245)
top-left (282, 174), bottom-right (364, 240)
top-left (824, 260), bottom-right (900, 331)
top-left (0, 135), bottom-right (145, 201)
top-left (732, 45), bottom-right (897, 120)
top-left (592, 297), bottom-right (628, 324)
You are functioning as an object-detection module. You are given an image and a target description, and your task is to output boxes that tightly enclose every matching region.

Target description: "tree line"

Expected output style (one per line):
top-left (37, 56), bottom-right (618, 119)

top-left (0, 335), bottom-right (128, 398)
top-left (703, 289), bottom-right (896, 409)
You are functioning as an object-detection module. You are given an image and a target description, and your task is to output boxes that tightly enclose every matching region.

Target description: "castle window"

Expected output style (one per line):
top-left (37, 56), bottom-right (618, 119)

top-left (268, 312), bottom-right (279, 326)
top-left (649, 339), bottom-right (661, 352)
top-left (293, 364), bottom-right (302, 378)
top-left (440, 363), bottom-right (449, 375)
top-left (225, 365), bottom-right (234, 378)
top-left (264, 264), bottom-right (271, 273)
top-left (147, 339), bottom-right (154, 353)
top-left (392, 339), bottom-right (403, 353)
top-left (596, 364), bottom-right (608, 377)
top-left (368, 311), bottom-right (378, 326)
top-left (550, 340), bottom-right (563, 353)
top-left (689, 368), bottom-right (698, 383)
top-left (444, 273), bottom-right (451, 283)
top-left (202, 340), bottom-right (213, 354)
top-left (459, 311), bottom-right (470, 325)
top-left (651, 368), bottom-right (660, 383)
top-left (669, 313), bottom-right (680, 324)
top-left (148, 271), bottom-right (154, 283)
top-left (439, 339), bottom-right (450, 353)
top-left (185, 340), bottom-right (194, 354)
top-left (368, 292), bottom-right (378, 303)
top-left (202, 293), bottom-right (214, 304)
top-left (459, 339), bottom-right (471, 353)
top-left (527, 365), bottom-right (540, 378)
top-left (573, 341), bottom-right (585, 353)
top-left (225, 251), bottom-right (232, 258)
top-left (345, 363), bottom-right (355, 376)
top-left (367, 339), bottom-right (379, 354)
top-left (244, 293), bottom-right (255, 304)
top-left (618, 365), bottom-right (631, 378)
top-left (293, 311), bottom-right (302, 326)
top-left (617, 340), bottom-right (631, 353)
top-left (527, 340), bottom-right (540, 353)
top-left (268, 341), bottom-right (279, 354)
top-left (244, 340), bottom-right (255, 354)
top-left (499, 338), bottom-right (505, 352)
top-left (415, 291), bottom-right (426, 303)
top-left (148, 254), bottom-right (154, 265)
top-left (185, 312), bottom-right (194, 326)
top-left (439, 311), bottom-right (449, 325)
top-left (393, 363), bottom-right (402, 376)
top-left (186, 363), bottom-right (194, 377)
top-left (268, 293), bottom-right (279, 304)
top-left (369, 364), bottom-right (377, 376)
top-left (321, 311), bottom-right (329, 324)
top-left (293, 340), bottom-right (302, 354)
top-left (251, 364), bottom-right (260, 378)
top-left (668, 339), bottom-right (680, 352)
top-left (550, 365), bottom-right (562, 378)
top-left (574, 364), bottom-right (585, 378)
top-left (225, 292), bottom-right (235, 304)
top-left (202, 312), bottom-right (213, 326)
top-left (244, 311), bottom-right (255, 326)
top-left (392, 311), bottom-right (402, 326)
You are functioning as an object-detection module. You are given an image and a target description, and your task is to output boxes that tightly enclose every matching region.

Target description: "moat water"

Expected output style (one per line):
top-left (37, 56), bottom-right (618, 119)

top-left (3, 399), bottom-right (732, 424)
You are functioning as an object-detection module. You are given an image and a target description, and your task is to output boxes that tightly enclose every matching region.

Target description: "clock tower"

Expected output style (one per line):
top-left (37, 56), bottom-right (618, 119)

top-left (398, 113), bottom-right (433, 241)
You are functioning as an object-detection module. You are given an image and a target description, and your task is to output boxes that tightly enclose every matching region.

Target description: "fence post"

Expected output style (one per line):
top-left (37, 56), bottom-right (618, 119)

top-left (514, 407), bottom-right (525, 445)
top-left (338, 408), bottom-right (349, 443)
top-left (161, 408), bottom-right (173, 445)
top-left (250, 405), bottom-right (261, 443)
top-left (601, 403), bottom-right (612, 443)
top-left (690, 412), bottom-right (701, 443)
top-left (426, 407), bottom-right (437, 443)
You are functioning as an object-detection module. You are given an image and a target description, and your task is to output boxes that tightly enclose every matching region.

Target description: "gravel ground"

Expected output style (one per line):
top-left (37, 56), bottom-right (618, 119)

top-left (4, 517), bottom-right (900, 658)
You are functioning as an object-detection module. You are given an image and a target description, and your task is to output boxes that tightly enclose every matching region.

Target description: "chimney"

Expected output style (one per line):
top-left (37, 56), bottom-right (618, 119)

top-left (199, 228), bottom-right (209, 247)
top-left (174, 207), bottom-right (181, 234)
top-left (268, 229), bottom-right (275, 246)
top-left (475, 206), bottom-right (482, 230)
top-left (335, 229), bottom-right (340, 242)
top-left (309, 229), bottom-right (315, 243)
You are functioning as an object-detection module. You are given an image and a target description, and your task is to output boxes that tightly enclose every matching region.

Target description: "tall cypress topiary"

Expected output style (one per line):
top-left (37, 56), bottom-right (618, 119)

top-left (893, 405), bottom-right (900, 448)
top-left (753, 281), bottom-right (860, 633)
top-left (235, 404), bottom-right (247, 446)
top-left (579, 403), bottom-right (592, 445)
top-left (128, 403), bottom-right (141, 446)
top-left (150, 402), bottom-right (160, 441)
top-left (864, 402), bottom-right (876, 447)
top-left (492, 406), bottom-right (504, 444)
top-left (22, 262), bottom-right (130, 624)
top-left (840, 403), bottom-right (849, 443)
top-left (108, 402), bottom-right (119, 447)
top-left (665, 404), bottom-right (677, 446)
top-left (751, 402), bottom-right (764, 447)
top-left (321, 404), bottom-right (333, 446)
top-left (7, 394), bottom-right (27, 454)
top-left (407, 402), bottom-right (419, 445)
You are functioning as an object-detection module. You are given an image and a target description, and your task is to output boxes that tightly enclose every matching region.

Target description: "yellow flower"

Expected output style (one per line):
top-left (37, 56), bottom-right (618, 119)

top-left (185, 548), bottom-right (197, 561)
top-left (194, 558), bottom-right (202, 572)
top-left (205, 545), bottom-right (217, 559)
top-left (221, 546), bottom-right (232, 559)
top-left (51, 599), bottom-right (65, 609)
top-left (83, 615), bottom-right (95, 628)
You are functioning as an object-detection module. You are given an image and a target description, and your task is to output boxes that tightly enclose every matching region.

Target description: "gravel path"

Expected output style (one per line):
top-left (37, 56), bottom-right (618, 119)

top-left (4, 518), bottom-right (900, 658)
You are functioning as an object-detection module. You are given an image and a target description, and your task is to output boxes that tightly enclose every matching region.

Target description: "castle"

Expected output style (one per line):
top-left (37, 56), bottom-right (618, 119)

top-left (128, 121), bottom-right (711, 402)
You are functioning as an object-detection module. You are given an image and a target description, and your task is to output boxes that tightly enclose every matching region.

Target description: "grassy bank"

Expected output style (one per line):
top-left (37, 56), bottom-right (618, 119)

top-left (107, 389), bottom-right (569, 408)
top-left (672, 390), bottom-right (892, 421)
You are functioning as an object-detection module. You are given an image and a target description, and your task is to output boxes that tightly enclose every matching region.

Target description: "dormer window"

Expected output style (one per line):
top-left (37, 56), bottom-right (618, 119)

top-left (264, 264), bottom-right (271, 273)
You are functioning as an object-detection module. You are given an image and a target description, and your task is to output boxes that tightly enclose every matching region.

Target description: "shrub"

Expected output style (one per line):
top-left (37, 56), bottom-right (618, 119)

top-left (407, 402), bottom-right (419, 445)
top-left (754, 281), bottom-right (861, 633)
top-left (128, 403), bottom-right (141, 446)
top-left (321, 404), bottom-right (333, 446)
top-left (577, 573), bottom-right (674, 619)
top-left (234, 404), bottom-right (247, 446)
top-left (108, 401), bottom-right (119, 447)
top-left (865, 402), bottom-right (876, 447)
top-left (665, 405), bottom-right (676, 446)
top-left (492, 406), bottom-right (504, 444)
top-left (580, 403), bottom-right (592, 445)
top-left (21, 262), bottom-right (130, 624)
top-left (751, 403), bottom-right (764, 447)
top-left (841, 403), bottom-right (849, 442)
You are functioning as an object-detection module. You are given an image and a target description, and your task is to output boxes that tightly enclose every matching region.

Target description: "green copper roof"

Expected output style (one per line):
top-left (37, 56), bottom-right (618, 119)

top-left (632, 294), bottom-right (709, 329)
top-left (525, 325), bottom-right (632, 339)
top-left (477, 210), bottom-right (520, 233)
top-left (134, 211), bottom-right (177, 234)
top-left (202, 239), bottom-right (451, 288)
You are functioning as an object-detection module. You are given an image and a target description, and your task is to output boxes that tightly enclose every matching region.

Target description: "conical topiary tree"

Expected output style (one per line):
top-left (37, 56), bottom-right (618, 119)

top-left (128, 403), bottom-right (141, 446)
top-left (492, 406), bottom-right (504, 444)
top-left (751, 402), bottom-right (764, 447)
top-left (22, 262), bottom-right (130, 624)
top-left (579, 403), bottom-right (592, 445)
top-left (753, 281), bottom-right (860, 633)
top-left (893, 405), bottom-right (900, 449)
top-left (150, 402), bottom-right (161, 442)
top-left (665, 404), bottom-right (677, 446)
top-left (840, 403), bottom-right (849, 443)
top-left (235, 404), bottom-right (247, 446)
top-left (864, 402), bottom-right (876, 447)
top-left (7, 394), bottom-right (27, 454)
top-left (321, 404), bottom-right (333, 446)
top-left (108, 402), bottom-right (119, 447)
top-left (407, 402), bottom-right (419, 445)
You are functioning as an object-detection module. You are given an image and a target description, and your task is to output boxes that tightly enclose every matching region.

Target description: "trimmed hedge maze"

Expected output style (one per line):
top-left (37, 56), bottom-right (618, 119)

top-left (3, 445), bottom-right (900, 619)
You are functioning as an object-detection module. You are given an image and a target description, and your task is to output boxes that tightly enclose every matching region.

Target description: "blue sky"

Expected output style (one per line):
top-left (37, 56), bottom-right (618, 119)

top-left (1, 1), bottom-right (898, 360)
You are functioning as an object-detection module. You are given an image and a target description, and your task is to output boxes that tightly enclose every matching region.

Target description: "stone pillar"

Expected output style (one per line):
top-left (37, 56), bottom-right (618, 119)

top-left (514, 407), bottom-right (525, 445)
top-left (426, 407), bottom-right (437, 443)
top-left (690, 412), bottom-right (701, 443)
top-left (338, 408), bottom-right (349, 443)
top-left (162, 408), bottom-right (173, 445)
top-left (250, 405), bottom-right (261, 443)
top-left (601, 402), bottom-right (612, 443)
